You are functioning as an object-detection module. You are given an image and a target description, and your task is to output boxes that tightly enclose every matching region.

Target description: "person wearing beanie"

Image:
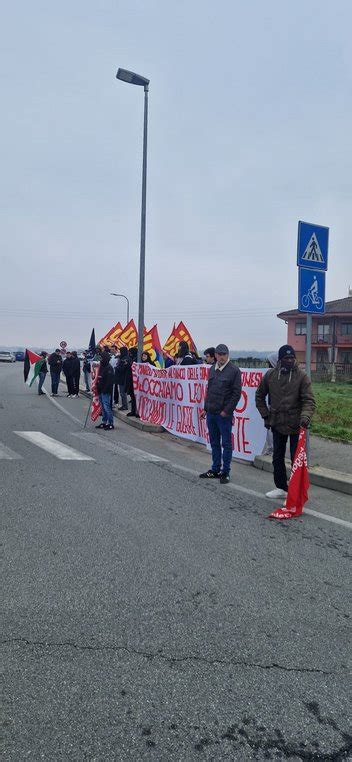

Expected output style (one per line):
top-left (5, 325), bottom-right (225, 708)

top-left (255, 344), bottom-right (315, 499)
top-left (199, 344), bottom-right (242, 485)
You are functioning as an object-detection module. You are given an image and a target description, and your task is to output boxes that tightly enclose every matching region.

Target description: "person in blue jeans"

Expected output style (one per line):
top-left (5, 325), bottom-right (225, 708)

top-left (200, 344), bottom-right (242, 484)
top-left (48, 348), bottom-right (63, 396)
top-left (95, 351), bottom-right (115, 430)
top-left (38, 351), bottom-right (48, 395)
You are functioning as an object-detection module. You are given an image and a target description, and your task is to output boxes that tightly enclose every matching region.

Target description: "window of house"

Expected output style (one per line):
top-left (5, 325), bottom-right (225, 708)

top-left (340, 351), bottom-right (352, 364)
top-left (340, 323), bottom-right (352, 335)
top-left (295, 322), bottom-right (306, 335)
top-left (317, 324), bottom-right (330, 337)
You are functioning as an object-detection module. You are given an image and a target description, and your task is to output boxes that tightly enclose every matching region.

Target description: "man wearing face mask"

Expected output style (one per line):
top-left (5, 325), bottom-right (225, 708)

top-left (255, 345), bottom-right (315, 499)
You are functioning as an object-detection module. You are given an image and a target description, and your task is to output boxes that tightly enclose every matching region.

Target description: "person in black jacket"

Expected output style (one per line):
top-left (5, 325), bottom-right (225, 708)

top-left (178, 341), bottom-right (194, 366)
top-left (125, 347), bottom-right (139, 418)
top-left (71, 351), bottom-right (81, 397)
top-left (115, 346), bottom-right (129, 410)
top-left (200, 343), bottom-right (241, 484)
top-left (38, 351), bottom-right (48, 395)
top-left (48, 349), bottom-right (63, 396)
top-left (141, 351), bottom-right (156, 366)
top-left (96, 352), bottom-right (115, 430)
top-left (82, 352), bottom-right (91, 392)
top-left (62, 352), bottom-right (75, 397)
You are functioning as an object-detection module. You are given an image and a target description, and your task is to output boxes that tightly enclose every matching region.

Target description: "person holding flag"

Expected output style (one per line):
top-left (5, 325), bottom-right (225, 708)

top-left (255, 345), bottom-right (315, 500)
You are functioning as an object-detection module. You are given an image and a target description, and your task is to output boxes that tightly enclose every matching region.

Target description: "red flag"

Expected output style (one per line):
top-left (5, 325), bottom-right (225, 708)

top-left (90, 362), bottom-right (102, 422)
top-left (268, 429), bottom-right (309, 520)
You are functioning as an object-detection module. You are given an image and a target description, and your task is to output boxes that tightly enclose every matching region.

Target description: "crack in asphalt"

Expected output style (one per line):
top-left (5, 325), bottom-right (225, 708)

top-left (1, 637), bottom-right (337, 675)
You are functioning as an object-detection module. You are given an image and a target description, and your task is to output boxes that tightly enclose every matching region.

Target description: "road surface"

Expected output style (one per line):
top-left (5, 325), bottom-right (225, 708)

top-left (1, 363), bottom-right (351, 760)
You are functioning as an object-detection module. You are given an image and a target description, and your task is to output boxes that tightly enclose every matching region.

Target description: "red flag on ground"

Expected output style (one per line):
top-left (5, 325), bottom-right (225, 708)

top-left (268, 428), bottom-right (310, 520)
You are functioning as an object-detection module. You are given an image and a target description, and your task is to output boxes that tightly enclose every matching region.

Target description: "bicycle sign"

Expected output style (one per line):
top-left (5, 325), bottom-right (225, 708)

top-left (298, 268), bottom-right (325, 314)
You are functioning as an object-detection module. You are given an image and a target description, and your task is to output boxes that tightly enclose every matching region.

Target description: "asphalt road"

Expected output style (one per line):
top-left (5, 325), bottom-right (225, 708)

top-left (1, 363), bottom-right (351, 761)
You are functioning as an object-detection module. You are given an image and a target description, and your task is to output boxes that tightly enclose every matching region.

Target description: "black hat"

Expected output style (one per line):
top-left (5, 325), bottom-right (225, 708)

top-left (278, 344), bottom-right (296, 360)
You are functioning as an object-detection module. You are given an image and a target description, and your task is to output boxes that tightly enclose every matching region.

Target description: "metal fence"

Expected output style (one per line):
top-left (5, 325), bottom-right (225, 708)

top-left (233, 359), bottom-right (352, 382)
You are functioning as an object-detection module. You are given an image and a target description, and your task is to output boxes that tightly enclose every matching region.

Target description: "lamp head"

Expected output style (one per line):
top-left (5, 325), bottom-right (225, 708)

top-left (116, 68), bottom-right (149, 88)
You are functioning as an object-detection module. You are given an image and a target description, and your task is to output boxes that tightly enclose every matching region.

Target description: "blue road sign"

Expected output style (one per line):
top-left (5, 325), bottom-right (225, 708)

top-left (297, 221), bottom-right (329, 271)
top-left (298, 268), bottom-right (325, 313)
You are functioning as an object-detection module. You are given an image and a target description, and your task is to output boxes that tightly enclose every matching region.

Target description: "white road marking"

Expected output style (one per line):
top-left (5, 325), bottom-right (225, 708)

top-left (303, 508), bottom-right (352, 529)
top-left (14, 432), bottom-right (94, 461)
top-left (73, 434), bottom-right (352, 529)
top-left (72, 431), bottom-right (168, 463)
top-left (0, 441), bottom-right (22, 460)
top-left (43, 389), bottom-right (84, 426)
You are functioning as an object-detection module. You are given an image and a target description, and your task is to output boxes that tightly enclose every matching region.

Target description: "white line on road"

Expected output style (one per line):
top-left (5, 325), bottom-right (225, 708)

top-left (73, 433), bottom-right (352, 529)
top-left (14, 432), bottom-right (94, 461)
top-left (43, 388), bottom-right (85, 426)
top-left (303, 508), bottom-right (352, 529)
top-left (72, 431), bottom-right (168, 462)
top-left (0, 441), bottom-right (22, 460)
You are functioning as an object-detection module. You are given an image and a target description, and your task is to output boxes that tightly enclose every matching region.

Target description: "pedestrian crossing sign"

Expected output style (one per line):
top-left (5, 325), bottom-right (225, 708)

top-left (297, 221), bottom-right (329, 271)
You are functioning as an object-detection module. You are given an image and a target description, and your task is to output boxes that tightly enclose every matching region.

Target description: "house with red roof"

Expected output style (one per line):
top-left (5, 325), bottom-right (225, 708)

top-left (277, 292), bottom-right (352, 374)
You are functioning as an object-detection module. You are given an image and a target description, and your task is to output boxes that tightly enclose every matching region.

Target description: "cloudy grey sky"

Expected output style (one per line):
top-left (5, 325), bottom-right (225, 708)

top-left (1, 0), bottom-right (351, 350)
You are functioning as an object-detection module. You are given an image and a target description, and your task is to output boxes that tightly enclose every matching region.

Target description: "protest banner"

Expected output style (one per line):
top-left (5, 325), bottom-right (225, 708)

top-left (90, 361), bottom-right (101, 421)
top-left (133, 363), bottom-right (267, 462)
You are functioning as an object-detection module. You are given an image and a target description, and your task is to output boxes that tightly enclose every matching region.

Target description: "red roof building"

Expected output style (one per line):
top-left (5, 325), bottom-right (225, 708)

top-left (277, 294), bottom-right (352, 370)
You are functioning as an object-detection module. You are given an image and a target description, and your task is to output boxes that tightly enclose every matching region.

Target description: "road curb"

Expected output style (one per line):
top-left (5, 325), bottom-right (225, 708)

top-left (253, 454), bottom-right (352, 496)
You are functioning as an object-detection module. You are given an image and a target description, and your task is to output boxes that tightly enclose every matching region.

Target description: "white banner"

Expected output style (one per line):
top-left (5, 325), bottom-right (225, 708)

top-left (133, 363), bottom-right (267, 462)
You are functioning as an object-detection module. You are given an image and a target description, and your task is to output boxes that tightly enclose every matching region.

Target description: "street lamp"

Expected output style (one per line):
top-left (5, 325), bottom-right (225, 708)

top-left (116, 67), bottom-right (150, 361)
top-left (110, 292), bottom-right (130, 324)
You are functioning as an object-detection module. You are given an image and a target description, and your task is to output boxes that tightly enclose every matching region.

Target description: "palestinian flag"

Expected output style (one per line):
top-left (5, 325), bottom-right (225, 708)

top-left (24, 349), bottom-right (45, 387)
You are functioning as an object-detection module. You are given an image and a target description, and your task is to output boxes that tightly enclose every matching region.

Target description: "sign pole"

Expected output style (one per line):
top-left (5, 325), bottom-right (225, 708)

top-left (305, 313), bottom-right (312, 465)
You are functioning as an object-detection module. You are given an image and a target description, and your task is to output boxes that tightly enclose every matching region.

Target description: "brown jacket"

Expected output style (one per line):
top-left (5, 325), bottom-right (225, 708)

top-left (255, 362), bottom-right (315, 435)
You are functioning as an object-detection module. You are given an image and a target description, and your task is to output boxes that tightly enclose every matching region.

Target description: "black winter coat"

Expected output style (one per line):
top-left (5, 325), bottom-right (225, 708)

top-left (71, 357), bottom-right (80, 376)
top-left (48, 353), bottom-right (63, 373)
top-left (97, 364), bottom-right (114, 394)
top-left (62, 357), bottom-right (73, 377)
top-left (115, 358), bottom-right (129, 385)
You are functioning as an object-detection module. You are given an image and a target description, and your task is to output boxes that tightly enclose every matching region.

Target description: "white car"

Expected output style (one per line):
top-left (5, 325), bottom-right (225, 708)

top-left (0, 351), bottom-right (16, 363)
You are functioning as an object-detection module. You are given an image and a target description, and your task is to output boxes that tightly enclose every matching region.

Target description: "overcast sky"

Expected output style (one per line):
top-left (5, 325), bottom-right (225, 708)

top-left (1, 0), bottom-right (351, 351)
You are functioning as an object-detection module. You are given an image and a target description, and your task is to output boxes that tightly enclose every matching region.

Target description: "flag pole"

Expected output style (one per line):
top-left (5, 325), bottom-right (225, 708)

top-left (83, 397), bottom-right (93, 429)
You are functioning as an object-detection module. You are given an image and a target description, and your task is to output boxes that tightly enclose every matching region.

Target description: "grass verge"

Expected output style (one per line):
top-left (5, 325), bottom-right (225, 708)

top-left (311, 383), bottom-right (352, 443)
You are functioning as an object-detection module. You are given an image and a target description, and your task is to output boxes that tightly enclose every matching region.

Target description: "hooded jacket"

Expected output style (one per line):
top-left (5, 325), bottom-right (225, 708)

top-left (255, 361), bottom-right (315, 435)
top-left (115, 347), bottom-right (129, 385)
top-left (97, 354), bottom-right (114, 395)
top-left (62, 356), bottom-right (73, 377)
top-left (48, 352), bottom-right (63, 373)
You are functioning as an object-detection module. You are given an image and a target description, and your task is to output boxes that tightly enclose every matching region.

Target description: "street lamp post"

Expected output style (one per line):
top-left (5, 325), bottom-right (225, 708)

top-left (116, 67), bottom-right (150, 361)
top-left (110, 293), bottom-right (130, 324)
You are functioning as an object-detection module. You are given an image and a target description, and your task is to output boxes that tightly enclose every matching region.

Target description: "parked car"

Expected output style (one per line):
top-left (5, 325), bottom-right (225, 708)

top-left (0, 351), bottom-right (16, 363)
top-left (15, 350), bottom-right (25, 361)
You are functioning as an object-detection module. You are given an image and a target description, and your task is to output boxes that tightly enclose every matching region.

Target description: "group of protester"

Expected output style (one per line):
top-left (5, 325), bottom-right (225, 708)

top-left (38, 338), bottom-right (316, 500)
top-left (36, 349), bottom-right (92, 398)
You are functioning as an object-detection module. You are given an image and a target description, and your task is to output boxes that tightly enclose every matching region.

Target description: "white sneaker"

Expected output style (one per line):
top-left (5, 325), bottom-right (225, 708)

top-left (265, 488), bottom-right (287, 499)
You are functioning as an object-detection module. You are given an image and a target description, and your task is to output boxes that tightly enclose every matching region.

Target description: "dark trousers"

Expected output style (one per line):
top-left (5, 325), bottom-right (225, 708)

top-left (272, 428), bottom-right (299, 491)
top-left (206, 412), bottom-right (233, 475)
top-left (65, 375), bottom-right (75, 395)
top-left (130, 388), bottom-right (137, 415)
top-left (72, 374), bottom-right (80, 395)
top-left (114, 383), bottom-right (119, 404)
top-left (50, 371), bottom-right (60, 394)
